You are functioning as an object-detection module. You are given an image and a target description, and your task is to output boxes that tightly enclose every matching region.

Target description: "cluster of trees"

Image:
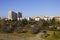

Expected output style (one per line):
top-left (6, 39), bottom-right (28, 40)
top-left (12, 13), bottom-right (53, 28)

top-left (0, 18), bottom-right (60, 34)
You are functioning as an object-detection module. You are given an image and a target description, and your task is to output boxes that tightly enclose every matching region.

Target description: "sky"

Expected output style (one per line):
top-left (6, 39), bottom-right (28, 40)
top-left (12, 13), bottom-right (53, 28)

top-left (0, 0), bottom-right (60, 18)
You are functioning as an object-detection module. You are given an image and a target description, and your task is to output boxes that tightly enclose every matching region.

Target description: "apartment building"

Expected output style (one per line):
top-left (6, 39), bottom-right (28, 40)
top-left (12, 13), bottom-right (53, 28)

top-left (8, 11), bottom-right (22, 20)
top-left (54, 16), bottom-right (60, 21)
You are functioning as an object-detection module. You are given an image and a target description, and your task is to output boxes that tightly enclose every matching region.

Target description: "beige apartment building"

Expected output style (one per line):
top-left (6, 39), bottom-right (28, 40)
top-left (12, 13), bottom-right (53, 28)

top-left (54, 16), bottom-right (60, 21)
top-left (8, 11), bottom-right (22, 20)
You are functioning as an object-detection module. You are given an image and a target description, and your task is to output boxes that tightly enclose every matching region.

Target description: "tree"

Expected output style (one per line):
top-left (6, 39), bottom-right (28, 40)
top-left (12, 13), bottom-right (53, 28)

top-left (17, 19), bottom-right (28, 27)
top-left (51, 18), bottom-right (56, 26)
top-left (0, 19), bottom-right (7, 32)
top-left (41, 20), bottom-right (49, 30)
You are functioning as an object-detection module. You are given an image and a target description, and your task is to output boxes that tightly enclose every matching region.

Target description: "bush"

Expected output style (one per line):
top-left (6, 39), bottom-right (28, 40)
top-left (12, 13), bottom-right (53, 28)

top-left (15, 27), bottom-right (27, 33)
top-left (31, 27), bottom-right (40, 34)
top-left (52, 32), bottom-right (59, 39)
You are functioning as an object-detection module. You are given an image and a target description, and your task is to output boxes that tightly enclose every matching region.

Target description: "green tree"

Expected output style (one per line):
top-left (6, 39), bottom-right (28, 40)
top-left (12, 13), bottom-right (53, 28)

top-left (51, 18), bottom-right (55, 26)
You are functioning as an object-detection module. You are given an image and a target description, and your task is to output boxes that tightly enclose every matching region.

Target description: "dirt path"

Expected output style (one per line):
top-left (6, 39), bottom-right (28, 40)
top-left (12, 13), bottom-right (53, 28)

top-left (0, 33), bottom-right (44, 40)
top-left (28, 33), bottom-right (45, 40)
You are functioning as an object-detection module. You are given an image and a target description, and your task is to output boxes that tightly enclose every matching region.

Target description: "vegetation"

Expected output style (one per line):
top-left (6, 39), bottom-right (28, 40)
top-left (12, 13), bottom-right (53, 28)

top-left (0, 18), bottom-right (60, 33)
top-left (0, 18), bottom-right (60, 40)
top-left (41, 31), bottom-right (60, 40)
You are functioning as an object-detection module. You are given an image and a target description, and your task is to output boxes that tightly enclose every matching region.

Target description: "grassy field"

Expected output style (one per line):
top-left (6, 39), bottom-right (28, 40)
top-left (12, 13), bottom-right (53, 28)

top-left (0, 32), bottom-right (36, 40)
top-left (12, 32), bottom-right (36, 37)
top-left (0, 31), bottom-right (60, 40)
top-left (41, 31), bottom-right (60, 40)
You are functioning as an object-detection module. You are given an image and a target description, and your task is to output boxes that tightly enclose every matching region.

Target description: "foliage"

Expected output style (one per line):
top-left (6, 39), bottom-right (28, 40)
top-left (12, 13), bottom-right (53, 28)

top-left (52, 32), bottom-right (60, 39)
top-left (0, 18), bottom-right (60, 33)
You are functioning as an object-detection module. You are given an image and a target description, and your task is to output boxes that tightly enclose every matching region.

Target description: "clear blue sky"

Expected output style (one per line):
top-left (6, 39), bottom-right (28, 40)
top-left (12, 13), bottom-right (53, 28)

top-left (0, 0), bottom-right (60, 17)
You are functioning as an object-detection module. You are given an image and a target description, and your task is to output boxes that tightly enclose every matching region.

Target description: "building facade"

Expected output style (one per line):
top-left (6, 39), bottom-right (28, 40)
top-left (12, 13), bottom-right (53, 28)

top-left (8, 11), bottom-right (17, 20)
top-left (17, 12), bottom-right (22, 20)
top-left (8, 11), bottom-right (22, 20)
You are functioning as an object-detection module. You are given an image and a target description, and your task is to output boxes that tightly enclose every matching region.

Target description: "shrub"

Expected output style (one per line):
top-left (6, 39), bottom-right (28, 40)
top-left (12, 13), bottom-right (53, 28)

top-left (31, 27), bottom-right (40, 34)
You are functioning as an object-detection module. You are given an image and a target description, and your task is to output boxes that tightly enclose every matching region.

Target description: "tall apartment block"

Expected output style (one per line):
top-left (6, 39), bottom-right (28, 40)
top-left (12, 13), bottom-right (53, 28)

top-left (16, 12), bottom-right (22, 19)
top-left (8, 11), bottom-right (22, 20)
